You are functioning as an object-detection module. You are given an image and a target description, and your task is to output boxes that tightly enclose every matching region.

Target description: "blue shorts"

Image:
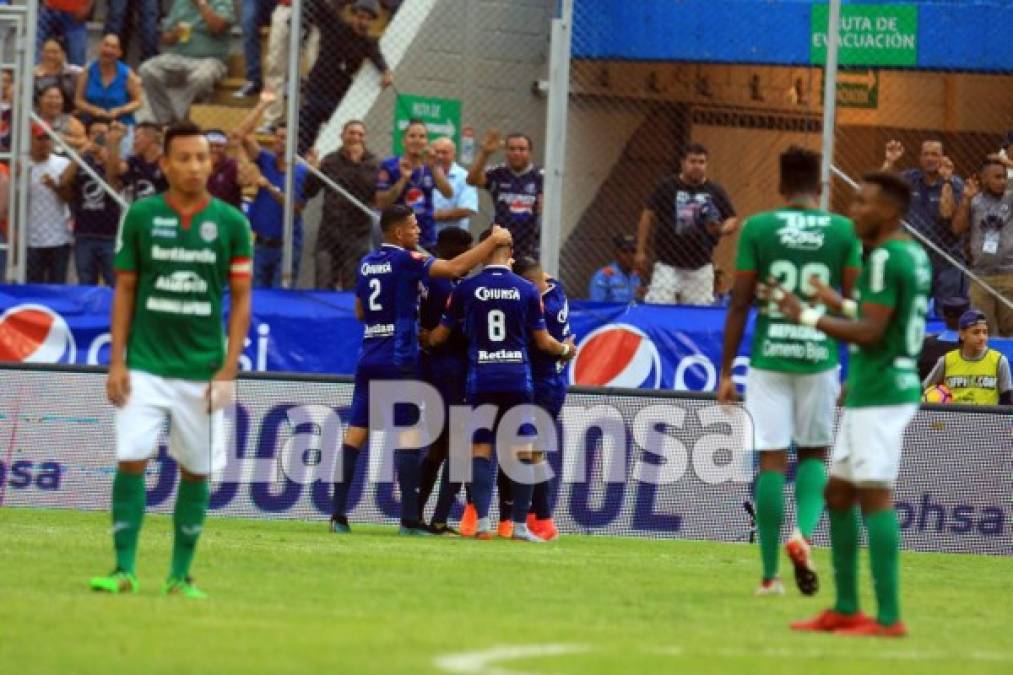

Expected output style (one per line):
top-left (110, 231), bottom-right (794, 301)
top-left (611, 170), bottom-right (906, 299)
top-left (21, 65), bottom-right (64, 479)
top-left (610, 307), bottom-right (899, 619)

top-left (420, 354), bottom-right (467, 410)
top-left (349, 363), bottom-right (421, 429)
top-left (534, 381), bottom-right (566, 420)
top-left (467, 390), bottom-right (536, 445)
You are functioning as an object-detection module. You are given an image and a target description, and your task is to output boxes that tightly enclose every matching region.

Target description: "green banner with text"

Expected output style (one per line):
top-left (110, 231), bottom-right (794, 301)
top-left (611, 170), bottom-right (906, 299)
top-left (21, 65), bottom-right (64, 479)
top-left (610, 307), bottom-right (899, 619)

top-left (392, 94), bottom-right (461, 155)
top-left (811, 3), bottom-right (918, 67)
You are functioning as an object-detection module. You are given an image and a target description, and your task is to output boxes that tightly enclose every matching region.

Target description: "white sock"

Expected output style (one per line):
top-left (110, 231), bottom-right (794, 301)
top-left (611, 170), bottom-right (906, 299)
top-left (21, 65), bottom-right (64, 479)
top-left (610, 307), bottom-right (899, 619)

top-left (513, 523), bottom-right (529, 536)
top-left (476, 517), bottom-right (491, 532)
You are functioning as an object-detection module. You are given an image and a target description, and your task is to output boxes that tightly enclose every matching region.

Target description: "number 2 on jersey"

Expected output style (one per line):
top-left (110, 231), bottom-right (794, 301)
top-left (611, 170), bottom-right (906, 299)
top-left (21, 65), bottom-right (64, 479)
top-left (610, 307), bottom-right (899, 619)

top-left (767, 259), bottom-right (831, 317)
top-left (368, 278), bottom-right (382, 311)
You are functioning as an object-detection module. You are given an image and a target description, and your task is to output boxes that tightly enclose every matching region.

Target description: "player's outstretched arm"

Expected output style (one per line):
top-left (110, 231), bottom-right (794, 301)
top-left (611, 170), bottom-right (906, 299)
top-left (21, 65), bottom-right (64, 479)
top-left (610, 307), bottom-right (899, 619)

top-left (426, 325), bottom-right (451, 348)
top-left (430, 225), bottom-right (512, 278)
top-left (107, 272), bottom-right (138, 408)
top-left (533, 331), bottom-right (577, 361)
top-left (772, 285), bottom-right (893, 347)
top-left (718, 271), bottom-right (756, 404)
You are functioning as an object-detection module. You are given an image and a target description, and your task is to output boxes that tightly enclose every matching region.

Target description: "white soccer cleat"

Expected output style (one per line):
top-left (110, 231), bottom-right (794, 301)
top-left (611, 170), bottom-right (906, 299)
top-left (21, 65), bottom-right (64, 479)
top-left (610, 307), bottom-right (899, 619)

top-left (755, 577), bottom-right (786, 596)
top-left (511, 525), bottom-right (545, 543)
top-left (785, 529), bottom-right (819, 596)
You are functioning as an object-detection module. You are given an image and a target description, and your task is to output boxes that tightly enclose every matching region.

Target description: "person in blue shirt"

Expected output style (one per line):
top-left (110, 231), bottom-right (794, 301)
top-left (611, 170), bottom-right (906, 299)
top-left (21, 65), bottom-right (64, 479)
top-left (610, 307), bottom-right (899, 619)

top-left (235, 91), bottom-right (308, 287)
top-left (467, 129), bottom-right (544, 260)
top-left (331, 206), bottom-right (513, 536)
top-left (376, 119), bottom-right (453, 250)
top-left (427, 229), bottom-right (576, 541)
top-left (514, 256), bottom-right (571, 541)
top-left (588, 234), bottom-right (642, 302)
top-left (416, 227), bottom-right (474, 534)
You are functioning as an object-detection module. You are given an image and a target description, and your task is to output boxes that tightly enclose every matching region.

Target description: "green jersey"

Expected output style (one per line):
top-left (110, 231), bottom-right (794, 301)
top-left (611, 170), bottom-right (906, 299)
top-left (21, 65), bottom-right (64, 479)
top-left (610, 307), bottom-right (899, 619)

top-left (736, 206), bottom-right (861, 374)
top-left (114, 194), bottom-right (252, 381)
top-left (845, 238), bottom-right (931, 408)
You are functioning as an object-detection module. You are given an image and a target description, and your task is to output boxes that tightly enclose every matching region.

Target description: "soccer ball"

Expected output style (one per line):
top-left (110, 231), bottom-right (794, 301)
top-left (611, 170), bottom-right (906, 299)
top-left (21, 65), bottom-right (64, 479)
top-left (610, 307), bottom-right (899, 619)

top-left (921, 384), bottom-right (953, 404)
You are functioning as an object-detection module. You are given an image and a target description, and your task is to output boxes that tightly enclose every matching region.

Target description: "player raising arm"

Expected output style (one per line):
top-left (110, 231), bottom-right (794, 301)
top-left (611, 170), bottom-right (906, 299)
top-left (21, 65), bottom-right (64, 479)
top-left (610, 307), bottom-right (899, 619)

top-left (93, 121), bottom-right (253, 599)
top-left (718, 147), bottom-right (861, 597)
top-left (771, 172), bottom-right (932, 637)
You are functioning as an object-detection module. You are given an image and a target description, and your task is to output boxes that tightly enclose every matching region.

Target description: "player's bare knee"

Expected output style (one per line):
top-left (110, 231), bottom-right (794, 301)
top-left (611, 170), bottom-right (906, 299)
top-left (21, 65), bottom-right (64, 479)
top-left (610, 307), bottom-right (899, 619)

top-left (118, 460), bottom-right (148, 475)
top-left (797, 447), bottom-right (827, 462)
top-left (472, 443), bottom-right (493, 459)
top-left (824, 477), bottom-right (855, 510)
top-left (758, 450), bottom-right (788, 473)
top-left (857, 486), bottom-right (893, 514)
top-left (179, 466), bottom-right (208, 483)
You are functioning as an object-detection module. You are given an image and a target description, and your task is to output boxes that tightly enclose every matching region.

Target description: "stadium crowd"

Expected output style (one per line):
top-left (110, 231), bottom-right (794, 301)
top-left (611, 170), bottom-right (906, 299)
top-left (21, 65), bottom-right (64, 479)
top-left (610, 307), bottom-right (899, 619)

top-left (3, 0), bottom-right (1011, 339)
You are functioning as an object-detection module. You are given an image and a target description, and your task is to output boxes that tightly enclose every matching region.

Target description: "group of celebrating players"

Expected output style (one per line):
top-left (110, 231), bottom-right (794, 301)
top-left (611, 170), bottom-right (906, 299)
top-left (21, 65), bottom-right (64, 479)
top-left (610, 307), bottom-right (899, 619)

top-left (90, 120), bottom-right (926, 639)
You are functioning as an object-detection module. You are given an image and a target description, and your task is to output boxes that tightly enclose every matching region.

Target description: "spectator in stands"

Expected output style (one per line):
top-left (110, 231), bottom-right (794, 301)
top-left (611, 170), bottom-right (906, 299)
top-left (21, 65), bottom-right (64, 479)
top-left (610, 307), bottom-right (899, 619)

top-left (37, 1), bottom-right (91, 67)
top-left (376, 120), bottom-right (452, 250)
top-left (923, 310), bottom-right (1012, 406)
top-left (304, 119), bottom-right (378, 290)
top-left (588, 234), bottom-right (642, 303)
top-left (882, 139), bottom-right (966, 312)
top-left (236, 0), bottom-right (278, 98)
top-left (58, 119), bottom-right (121, 286)
top-left (990, 130), bottom-right (1013, 190)
top-left (104, 0), bottom-right (161, 64)
top-left (139, 0), bottom-right (234, 125)
top-left (235, 90), bottom-right (308, 287)
top-left (74, 34), bottom-right (142, 154)
top-left (106, 120), bottom-right (167, 202)
top-left (299, 0), bottom-right (392, 154)
top-left (635, 142), bottom-right (738, 305)
top-left (33, 37), bottom-right (81, 113)
top-left (432, 136), bottom-right (477, 235)
top-left (466, 129), bottom-right (544, 259)
top-left (259, 0), bottom-right (297, 133)
top-left (36, 84), bottom-right (87, 153)
top-left (918, 296), bottom-right (969, 381)
top-left (952, 158), bottom-right (1013, 337)
top-left (27, 122), bottom-right (72, 283)
top-left (205, 129), bottom-right (243, 208)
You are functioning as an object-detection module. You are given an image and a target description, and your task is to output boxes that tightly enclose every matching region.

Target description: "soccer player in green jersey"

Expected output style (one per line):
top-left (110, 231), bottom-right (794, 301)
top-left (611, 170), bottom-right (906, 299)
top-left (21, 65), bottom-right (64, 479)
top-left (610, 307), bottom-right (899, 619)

top-left (772, 172), bottom-right (931, 637)
top-left (90, 122), bottom-right (253, 598)
top-left (719, 147), bottom-right (861, 597)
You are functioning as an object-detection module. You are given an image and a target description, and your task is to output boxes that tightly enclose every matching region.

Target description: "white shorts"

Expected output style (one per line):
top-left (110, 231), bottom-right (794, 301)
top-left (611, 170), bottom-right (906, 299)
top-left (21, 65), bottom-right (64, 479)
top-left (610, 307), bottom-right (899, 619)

top-left (115, 370), bottom-right (227, 476)
top-left (745, 367), bottom-right (839, 451)
top-left (830, 404), bottom-right (919, 486)
top-left (644, 262), bottom-right (714, 306)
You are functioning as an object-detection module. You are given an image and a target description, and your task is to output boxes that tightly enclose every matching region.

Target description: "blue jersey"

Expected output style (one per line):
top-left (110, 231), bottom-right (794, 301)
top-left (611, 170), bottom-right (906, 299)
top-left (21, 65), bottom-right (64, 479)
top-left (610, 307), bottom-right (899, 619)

top-left (377, 157), bottom-right (439, 249)
top-left (530, 278), bottom-right (570, 390)
top-left (420, 274), bottom-right (468, 362)
top-left (483, 164), bottom-right (543, 258)
top-left (442, 265), bottom-right (546, 396)
top-left (355, 244), bottom-right (433, 368)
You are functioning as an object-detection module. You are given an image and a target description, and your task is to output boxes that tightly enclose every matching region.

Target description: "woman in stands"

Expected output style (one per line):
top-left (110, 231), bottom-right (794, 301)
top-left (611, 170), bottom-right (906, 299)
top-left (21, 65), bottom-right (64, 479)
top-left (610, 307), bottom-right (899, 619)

top-left (33, 37), bottom-right (82, 114)
top-left (74, 33), bottom-right (142, 155)
top-left (36, 84), bottom-right (87, 154)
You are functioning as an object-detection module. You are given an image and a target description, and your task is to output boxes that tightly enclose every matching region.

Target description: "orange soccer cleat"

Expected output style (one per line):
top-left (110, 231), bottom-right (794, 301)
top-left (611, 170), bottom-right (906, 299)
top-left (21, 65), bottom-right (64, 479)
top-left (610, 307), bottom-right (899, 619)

top-left (836, 618), bottom-right (908, 638)
top-left (790, 609), bottom-right (869, 632)
top-left (527, 515), bottom-right (559, 541)
top-left (458, 503), bottom-right (477, 537)
top-left (497, 520), bottom-right (514, 539)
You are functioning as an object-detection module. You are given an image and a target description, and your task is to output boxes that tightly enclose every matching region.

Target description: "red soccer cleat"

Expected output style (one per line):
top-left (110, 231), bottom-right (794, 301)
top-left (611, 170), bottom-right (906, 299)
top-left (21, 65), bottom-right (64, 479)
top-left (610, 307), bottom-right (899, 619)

top-left (474, 530), bottom-right (493, 541)
top-left (530, 517), bottom-right (559, 542)
top-left (836, 618), bottom-right (908, 638)
top-left (458, 503), bottom-right (477, 537)
top-left (497, 520), bottom-right (514, 539)
top-left (790, 609), bottom-right (869, 632)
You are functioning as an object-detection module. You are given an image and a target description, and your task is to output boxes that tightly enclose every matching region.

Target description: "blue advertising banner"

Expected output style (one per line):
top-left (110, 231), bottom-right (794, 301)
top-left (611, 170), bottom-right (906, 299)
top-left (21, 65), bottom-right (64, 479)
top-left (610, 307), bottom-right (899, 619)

top-left (2, 285), bottom-right (1012, 394)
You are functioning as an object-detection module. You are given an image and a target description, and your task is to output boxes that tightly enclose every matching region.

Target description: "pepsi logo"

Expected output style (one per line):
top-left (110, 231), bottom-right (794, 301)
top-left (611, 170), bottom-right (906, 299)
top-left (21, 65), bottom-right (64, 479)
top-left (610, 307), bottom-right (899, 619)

top-left (405, 188), bottom-right (425, 208)
top-left (570, 323), bottom-right (660, 388)
top-left (0, 304), bottom-right (77, 363)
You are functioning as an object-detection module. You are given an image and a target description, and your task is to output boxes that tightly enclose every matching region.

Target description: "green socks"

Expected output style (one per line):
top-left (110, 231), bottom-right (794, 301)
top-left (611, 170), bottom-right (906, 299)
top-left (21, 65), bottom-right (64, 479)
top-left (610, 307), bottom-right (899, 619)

top-left (866, 508), bottom-right (901, 626)
top-left (829, 506), bottom-right (861, 615)
top-left (755, 470), bottom-right (786, 581)
top-left (111, 470), bottom-right (147, 574)
top-left (170, 479), bottom-right (210, 581)
top-left (794, 458), bottom-right (827, 539)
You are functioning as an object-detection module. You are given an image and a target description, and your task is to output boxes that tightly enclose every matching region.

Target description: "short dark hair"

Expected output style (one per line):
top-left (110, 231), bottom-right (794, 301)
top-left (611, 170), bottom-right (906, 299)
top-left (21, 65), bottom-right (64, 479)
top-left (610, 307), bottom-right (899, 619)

top-left (981, 157), bottom-right (1006, 172)
top-left (380, 204), bottom-right (413, 233)
top-left (86, 118), bottom-right (110, 133)
top-left (683, 142), bottom-right (708, 158)
top-left (35, 83), bottom-right (64, 103)
top-left (436, 226), bottom-right (473, 249)
top-left (135, 121), bottom-right (162, 137)
top-left (512, 256), bottom-right (541, 277)
top-left (163, 121), bottom-right (206, 155)
top-left (780, 146), bottom-right (821, 195)
top-left (41, 35), bottom-right (67, 53)
top-left (862, 171), bottom-right (912, 214)
top-left (343, 119), bottom-right (366, 133)
top-left (404, 118), bottom-right (427, 134)
top-left (505, 133), bottom-right (533, 152)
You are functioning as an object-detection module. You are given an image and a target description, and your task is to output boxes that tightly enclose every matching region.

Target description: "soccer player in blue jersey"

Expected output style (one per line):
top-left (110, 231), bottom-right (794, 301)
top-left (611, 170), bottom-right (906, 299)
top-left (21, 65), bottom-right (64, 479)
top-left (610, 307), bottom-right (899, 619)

top-left (417, 226), bottom-right (474, 534)
top-left (376, 119), bottom-right (453, 250)
top-left (466, 129), bottom-right (544, 259)
top-left (513, 256), bottom-right (570, 541)
top-left (427, 229), bottom-right (576, 541)
top-left (329, 206), bottom-right (512, 535)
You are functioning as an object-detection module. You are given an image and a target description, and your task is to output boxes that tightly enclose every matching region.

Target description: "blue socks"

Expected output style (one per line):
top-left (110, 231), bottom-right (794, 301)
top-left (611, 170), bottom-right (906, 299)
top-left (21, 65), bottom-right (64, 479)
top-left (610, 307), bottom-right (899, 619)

top-left (531, 479), bottom-right (551, 520)
top-left (331, 444), bottom-right (360, 520)
top-left (511, 459), bottom-right (535, 524)
top-left (471, 456), bottom-right (495, 519)
top-left (395, 449), bottom-right (421, 526)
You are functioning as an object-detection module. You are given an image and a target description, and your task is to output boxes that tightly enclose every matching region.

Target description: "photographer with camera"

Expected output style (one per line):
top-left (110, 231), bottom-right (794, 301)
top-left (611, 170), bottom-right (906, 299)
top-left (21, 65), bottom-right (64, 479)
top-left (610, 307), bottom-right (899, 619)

top-left (635, 142), bottom-right (738, 305)
top-left (953, 157), bottom-right (1013, 337)
top-left (58, 119), bottom-right (122, 286)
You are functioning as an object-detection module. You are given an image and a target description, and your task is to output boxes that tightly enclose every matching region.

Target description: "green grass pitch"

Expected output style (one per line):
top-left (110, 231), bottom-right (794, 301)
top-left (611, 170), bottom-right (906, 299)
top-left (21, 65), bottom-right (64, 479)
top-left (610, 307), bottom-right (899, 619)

top-left (1, 508), bottom-right (1010, 674)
